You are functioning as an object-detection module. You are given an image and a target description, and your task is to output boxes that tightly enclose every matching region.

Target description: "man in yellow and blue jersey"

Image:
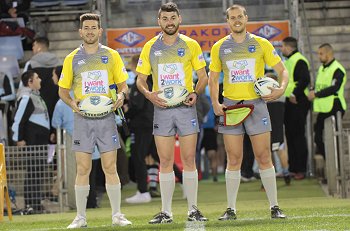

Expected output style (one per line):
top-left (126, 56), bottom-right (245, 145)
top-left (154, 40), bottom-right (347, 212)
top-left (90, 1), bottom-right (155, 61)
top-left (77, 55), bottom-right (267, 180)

top-left (136, 2), bottom-right (208, 224)
top-left (58, 13), bottom-right (131, 228)
top-left (209, 4), bottom-right (288, 220)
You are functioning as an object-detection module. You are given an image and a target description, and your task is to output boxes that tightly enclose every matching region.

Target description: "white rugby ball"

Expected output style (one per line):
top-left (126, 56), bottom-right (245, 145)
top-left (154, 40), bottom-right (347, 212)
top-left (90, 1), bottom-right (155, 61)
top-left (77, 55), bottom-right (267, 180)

top-left (158, 84), bottom-right (189, 107)
top-left (254, 76), bottom-right (280, 96)
top-left (78, 95), bottom-right (113, 118)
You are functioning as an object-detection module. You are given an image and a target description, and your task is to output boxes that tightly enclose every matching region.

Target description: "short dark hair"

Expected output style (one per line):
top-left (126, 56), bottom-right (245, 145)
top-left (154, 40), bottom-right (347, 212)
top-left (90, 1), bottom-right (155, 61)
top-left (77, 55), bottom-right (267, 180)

top-left (80, 13), bottom-right (101, 29)
top-left (22, 70), bottom-right (36, 87)
top-left (34, 37), bottom-right (50, 48)
top-left (54, 65), bottom-right (63, 77)
top-left (226, 4), bottom-right (247, 19)
top-left (282, 36), bottom-right (298, 50)
top-left (319, 43), bottom-right (332, 50)
top-left (158, 2), bottom-right (180, 18)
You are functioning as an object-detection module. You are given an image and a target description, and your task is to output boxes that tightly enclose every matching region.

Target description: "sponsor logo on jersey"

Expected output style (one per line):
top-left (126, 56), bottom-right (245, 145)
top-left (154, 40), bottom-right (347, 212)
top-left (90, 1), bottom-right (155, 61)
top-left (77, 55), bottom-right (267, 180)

top-left (248, 45), bottom-right (256, 53)
top-left (232, 60), bottom-right (248, 70)
top-left (74, 140), bottom-right (80, 145)
top-left (101, 56), bottom-right (108, 64)
top-left (163, 64), bottom-right (177, 74)
top-left (115, 31), bottom-right (145, 47)
top-left (252, 24), bottom-right (281, 40)
top-left (178, 48), bottom-right (185, 57)
top-left (88, 71), bottom-right (102, 80)
top-left (137, 59), bottom-right (142, 66)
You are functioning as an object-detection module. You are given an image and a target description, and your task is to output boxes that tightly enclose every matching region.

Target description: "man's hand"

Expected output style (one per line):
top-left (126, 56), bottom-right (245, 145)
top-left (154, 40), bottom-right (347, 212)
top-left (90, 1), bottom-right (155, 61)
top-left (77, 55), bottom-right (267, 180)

top-left (69, 99), bottom-right (82, 115)
top-left (17, 140), bottom-right (26, 146)
top-left (308, 90), bottom-right (316, 101)
top-left (261, 86), bottom-right (284, 102)
top-left (289, 95), bottom-right (297, 104)
top-left (183, 92), bottom-right (197, 106)
top-left (213, 102), bottom-right (226, 116)
top-left (112, 93), bottom-right (125, 110)
top-left (146, 91), bottom-right (167, 108)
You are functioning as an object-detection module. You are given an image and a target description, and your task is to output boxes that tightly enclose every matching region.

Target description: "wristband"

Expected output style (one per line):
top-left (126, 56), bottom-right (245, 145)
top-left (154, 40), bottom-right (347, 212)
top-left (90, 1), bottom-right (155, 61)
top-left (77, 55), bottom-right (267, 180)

top-left (192, 91), bottom-right (199, 98)
top-left (121, 91), bottom-right (127, 100)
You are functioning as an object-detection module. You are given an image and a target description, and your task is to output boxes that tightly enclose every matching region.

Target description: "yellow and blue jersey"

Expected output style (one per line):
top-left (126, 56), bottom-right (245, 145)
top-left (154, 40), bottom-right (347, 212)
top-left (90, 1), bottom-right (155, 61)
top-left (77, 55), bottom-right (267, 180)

top-left (209, 33), bottom-right (281, 100)
top-left (136, 33), bottom-right (206, 92)
top-left (58, 44), bottom-right (128, 101)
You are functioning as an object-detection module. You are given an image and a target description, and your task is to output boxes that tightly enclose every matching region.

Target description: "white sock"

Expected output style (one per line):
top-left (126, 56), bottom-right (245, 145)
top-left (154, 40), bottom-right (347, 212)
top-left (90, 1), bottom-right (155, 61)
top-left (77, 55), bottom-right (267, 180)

top-left (183, 170), bottom-right (198, 211)
top-left (159, 172), bottom-right (175, 215)
top-left (106, 184), bottom-right (121, 216)
top-left (260, 167), bottom-right (278, 208)
top-left (75, 185), bottom-right (90, 218)
top-left (225, 169), bottom-right (241, 210)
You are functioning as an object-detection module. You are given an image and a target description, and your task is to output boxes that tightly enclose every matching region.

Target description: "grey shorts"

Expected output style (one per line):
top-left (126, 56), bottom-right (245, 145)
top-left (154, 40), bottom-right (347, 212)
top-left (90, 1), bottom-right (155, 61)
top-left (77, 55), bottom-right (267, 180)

top-left (218, 98), bottom-right (271, 136)
top-left (153, 105), bottom-right (199, 137)
top-left (72, 113), bottom-right (120, 153)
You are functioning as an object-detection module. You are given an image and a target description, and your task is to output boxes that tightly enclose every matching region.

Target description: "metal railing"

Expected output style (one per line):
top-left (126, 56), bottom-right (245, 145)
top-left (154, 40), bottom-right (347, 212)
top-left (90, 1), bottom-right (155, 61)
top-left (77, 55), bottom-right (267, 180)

top-left (4, 128), bottom-right (72, 214)
top-left (324, 112), bottom-right (350, 198)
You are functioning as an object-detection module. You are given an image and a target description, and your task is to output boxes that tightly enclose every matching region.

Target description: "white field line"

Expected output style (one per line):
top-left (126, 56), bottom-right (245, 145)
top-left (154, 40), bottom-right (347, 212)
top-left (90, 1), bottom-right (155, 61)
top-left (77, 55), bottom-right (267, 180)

top-left (8, 214), bottom-right (350, 231)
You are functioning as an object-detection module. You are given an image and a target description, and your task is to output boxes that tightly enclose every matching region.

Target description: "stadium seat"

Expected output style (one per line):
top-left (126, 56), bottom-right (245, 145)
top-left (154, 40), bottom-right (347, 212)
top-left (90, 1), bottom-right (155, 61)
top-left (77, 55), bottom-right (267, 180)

top-left (0, 56), bottom-right (20, 79)
top-left (31, 0), bottom-right (61, 7)
top-left (0, 36), bottom-right (24, 60)
top-left (62, 0), bottom-right (89, 6)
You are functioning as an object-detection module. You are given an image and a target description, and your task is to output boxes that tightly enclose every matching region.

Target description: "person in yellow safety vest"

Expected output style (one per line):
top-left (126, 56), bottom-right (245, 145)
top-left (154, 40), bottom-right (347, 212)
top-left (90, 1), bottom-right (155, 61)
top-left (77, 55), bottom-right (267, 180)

top-left (281, 37), bottom-right (311, 181)
top-left (308, 43), bottom-right (347, 160)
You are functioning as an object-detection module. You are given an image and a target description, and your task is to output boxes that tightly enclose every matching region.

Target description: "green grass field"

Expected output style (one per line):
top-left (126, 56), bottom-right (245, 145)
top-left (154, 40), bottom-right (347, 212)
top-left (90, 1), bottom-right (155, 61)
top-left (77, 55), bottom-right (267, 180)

top-left (1, 177), bottom-right (350, 230)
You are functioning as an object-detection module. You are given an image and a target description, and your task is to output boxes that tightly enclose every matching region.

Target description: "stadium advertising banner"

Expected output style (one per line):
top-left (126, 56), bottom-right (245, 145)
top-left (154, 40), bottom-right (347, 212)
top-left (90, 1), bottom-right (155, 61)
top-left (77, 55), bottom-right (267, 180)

top-left (106, 20), bottom-right (290, 55)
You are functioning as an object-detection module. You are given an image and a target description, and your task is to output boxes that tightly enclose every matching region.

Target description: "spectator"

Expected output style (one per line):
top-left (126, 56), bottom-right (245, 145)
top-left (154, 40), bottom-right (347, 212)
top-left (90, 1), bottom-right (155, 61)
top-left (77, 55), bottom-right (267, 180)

top-left (11, 70), bottom-right (50, 213)
top-left (266, 72), bottom-right (291, 185)
top-left (281, 37), bottom-right (311, 180)
top-left (0, 0), bottom-right (30, 23)
top-left (201, 86), bottom-right (219, 182)
top-left (23, 37), bottom-right (60, 71)
top-left (195, 90), bottom-right (210, 177)
top-left (308, 43), bottom-right (347, 161)
top-left (23, 37), bottom-right (60, 134)
top-left (124, 54), bottom-right (155, 204)
top-left (12, 70), bottom-right (49, 145)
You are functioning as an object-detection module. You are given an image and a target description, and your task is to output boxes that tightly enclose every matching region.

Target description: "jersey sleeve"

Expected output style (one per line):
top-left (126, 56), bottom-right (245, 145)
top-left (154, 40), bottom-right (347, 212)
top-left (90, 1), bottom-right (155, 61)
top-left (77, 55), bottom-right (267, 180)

top-left (136, 42), bottom-right (152, 75)
top-left (209, 41), bottom-right (222, 73)
top-left (112, 50), bottom-right (128, 84)
top-left (58, 55), bottom-right (74, 89)
top-left (189, 40), bottom-right (206, 71)
top-left (259, 38), bottom-right (281, 68)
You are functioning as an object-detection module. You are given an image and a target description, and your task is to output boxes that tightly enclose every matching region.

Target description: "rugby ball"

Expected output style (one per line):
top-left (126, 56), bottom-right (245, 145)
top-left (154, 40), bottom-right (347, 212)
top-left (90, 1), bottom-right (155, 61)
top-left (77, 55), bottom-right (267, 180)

top-left (78, 95), bottom-right (113, 118)
top-left (254, 77), bottom-right (280, 96)
top-left (158, 84), bottom-right (189, 107)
